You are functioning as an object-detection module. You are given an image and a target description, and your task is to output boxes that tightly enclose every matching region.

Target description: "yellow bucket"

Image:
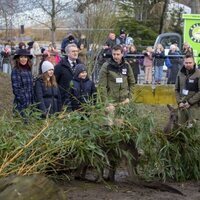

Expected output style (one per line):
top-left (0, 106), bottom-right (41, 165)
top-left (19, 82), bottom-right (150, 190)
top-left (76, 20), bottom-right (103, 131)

top-left (133, 84), bottom-right (177, 105)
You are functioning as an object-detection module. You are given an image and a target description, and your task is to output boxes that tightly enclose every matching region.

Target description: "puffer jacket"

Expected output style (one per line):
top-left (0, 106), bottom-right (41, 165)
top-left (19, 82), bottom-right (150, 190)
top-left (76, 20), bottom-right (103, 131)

top-left (98, 57), bottom-right (135, 103)
top-left (175, 65), bottom-right (200, 106)
top-left (11, 67), bottom-right (34, 113)
top-left (34, 78), bottom-right (62, 115)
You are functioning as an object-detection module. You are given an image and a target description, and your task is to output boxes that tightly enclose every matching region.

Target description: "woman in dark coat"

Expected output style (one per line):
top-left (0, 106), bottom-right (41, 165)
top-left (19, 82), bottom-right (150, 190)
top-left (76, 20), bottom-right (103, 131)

top-left (167, 44), bottom-right (181, 84)
top-left (11, 49), bottom-right (34, 117)
top-left (126, 45), bottom-right (140, 83)
top-left (34, 61), bottom-right (61, 117)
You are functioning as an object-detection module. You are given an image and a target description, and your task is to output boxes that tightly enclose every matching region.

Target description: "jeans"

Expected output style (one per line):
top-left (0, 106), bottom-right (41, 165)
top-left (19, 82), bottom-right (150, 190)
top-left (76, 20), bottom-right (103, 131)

top-left (3, 63), bottom-right (11, 74)
top-left (154, 65), bottom-right (163, 82)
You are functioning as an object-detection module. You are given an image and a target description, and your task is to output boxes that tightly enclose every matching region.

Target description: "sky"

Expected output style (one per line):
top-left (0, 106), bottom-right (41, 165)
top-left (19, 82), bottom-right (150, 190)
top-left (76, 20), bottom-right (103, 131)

top-left (1, 0), bottom-right (191, 29)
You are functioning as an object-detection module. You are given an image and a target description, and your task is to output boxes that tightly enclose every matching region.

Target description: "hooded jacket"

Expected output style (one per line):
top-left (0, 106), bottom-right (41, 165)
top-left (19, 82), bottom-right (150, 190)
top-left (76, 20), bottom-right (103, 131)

top-left (69, 72), bottom-right (96, 111)
top-left (98, 57), bottom-right (135, 103)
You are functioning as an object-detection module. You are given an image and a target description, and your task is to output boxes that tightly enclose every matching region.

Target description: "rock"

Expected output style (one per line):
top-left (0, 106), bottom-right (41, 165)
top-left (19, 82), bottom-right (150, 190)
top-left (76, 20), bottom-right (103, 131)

top-left (0, 174), bottom-right (67, 200)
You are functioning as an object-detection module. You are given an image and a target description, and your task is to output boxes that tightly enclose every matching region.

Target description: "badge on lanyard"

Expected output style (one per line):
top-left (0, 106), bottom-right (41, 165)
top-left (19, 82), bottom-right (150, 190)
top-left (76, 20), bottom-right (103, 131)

top-left (189, 79), bottom-right (194, 83)
top-left (122, 68), bottom-right (127, 75)
top-left (116, 77), bottom-right (123, 83)
top-left (182, 89), bottom-right (189, 96)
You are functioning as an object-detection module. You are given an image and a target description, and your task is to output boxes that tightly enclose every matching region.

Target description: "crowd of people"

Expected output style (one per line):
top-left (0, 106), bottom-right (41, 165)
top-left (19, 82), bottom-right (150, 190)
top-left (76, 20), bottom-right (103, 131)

top-left (0, 29), bottom-right (199, 128)
top-left (98, 31), bottom-right (195, 85)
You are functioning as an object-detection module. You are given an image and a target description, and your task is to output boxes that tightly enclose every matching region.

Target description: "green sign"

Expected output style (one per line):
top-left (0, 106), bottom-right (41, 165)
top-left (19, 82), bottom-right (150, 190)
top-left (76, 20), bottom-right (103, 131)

top-left (182, 14), bottom-right (200, 67)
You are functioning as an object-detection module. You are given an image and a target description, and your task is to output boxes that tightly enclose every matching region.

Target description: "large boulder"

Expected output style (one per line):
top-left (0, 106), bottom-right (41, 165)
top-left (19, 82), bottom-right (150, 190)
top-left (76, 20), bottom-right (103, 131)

top-left (0, 174), bottom-right (67, 200)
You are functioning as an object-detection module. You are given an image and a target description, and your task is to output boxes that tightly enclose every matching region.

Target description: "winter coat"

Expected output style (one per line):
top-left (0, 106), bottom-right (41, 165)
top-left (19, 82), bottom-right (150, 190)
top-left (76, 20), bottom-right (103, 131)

top-left (126, 52), bottom-right (140, 75)
top-left (54, 56), bottom-right (82, 105)
top-left (11, 67), bottom-right (34, 113)
top-left (153, 51), bottom-right (165, 66)
top-left (105, 38), bottom-right (116, 48)
top-left (98, 57), bottom-right (135, 103)
top-left (116, 36), bottom-right (127, 45)
top-left (143, 52), bottom-right (153, 68)
top-left (34, 78), bottom-right (62, 115)
top-left (168, 51), bottom-right (181, 84)
top-left (61, 37), bottom-right (79, 53)
top-left (69, 77), bottom-right (97, 111)
top-left (1, 51), bottom-right (11, 64)
top-left (175, 65), bottom-right (200, 106)
top-left (78, 48), bottom-right (87, 65)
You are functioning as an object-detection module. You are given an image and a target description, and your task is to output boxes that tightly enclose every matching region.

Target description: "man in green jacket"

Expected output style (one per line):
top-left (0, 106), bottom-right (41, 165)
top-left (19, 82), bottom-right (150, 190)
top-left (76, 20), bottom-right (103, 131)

top-left (175, 54), bottom-right (200, 127)
top-left (98, 44), bottom-right (135, 105)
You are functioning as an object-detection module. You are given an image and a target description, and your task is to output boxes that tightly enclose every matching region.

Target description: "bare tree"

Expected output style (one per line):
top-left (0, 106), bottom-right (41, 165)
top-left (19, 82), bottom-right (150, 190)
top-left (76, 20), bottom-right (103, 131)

top-left (0, 0), bottom-right (19, 41)
top-left (19, 0), bottom-right (72, 43)
top-left (74, 0), bottom-right (117, 77)
top-left (118, 0), bottom-right (165, 21)
top-left (159, 0), bottom-right (169, 33)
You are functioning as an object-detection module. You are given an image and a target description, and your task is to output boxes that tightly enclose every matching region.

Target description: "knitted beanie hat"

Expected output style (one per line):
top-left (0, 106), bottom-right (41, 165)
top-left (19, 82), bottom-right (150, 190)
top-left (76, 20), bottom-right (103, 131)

top-left (74, 64), bottom-right (87, 78)
top-left (41, 61), bottom-right (54, 73)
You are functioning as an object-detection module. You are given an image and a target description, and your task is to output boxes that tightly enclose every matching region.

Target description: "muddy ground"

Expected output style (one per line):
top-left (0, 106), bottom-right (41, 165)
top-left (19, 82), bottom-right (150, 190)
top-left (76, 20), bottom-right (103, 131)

top-left (56, 166), bottom-right (200, 200)
top-left (60, 172), bottom-right (200, 200)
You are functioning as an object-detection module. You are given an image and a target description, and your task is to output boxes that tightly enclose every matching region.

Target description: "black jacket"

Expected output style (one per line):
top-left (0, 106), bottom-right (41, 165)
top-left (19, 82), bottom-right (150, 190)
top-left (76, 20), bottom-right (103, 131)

top-left (69, 77), bottom-right (96, 111)
top-left (54, 56), bottom-right (82, 105)
top-left (152, 51), bottom-right (165, 66)
top-left (34, 78), bottom-right (62, 115)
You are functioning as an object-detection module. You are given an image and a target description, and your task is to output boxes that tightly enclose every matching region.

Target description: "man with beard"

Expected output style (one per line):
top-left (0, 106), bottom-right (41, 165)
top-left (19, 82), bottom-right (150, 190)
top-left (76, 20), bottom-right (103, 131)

top-left (175, 54), bottom-right (200, 127)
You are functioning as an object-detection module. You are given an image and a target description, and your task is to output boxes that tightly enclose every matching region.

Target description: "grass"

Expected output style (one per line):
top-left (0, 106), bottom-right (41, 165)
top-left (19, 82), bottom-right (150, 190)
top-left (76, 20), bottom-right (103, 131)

top-left (0, 73), bottom-right (13, 115)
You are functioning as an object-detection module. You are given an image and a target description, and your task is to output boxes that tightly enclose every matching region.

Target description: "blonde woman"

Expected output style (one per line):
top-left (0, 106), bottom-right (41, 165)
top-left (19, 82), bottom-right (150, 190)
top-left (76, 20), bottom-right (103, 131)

top-left (30, 42), bottom-right (42, 77)
top-left (153, 44), bottom-right (165, 84)
top-left (167, 44), bottom-right (181, 84)
top-left (182, 42), bottom-right (193, 55)
top-left (34, 61), bottom-right (61, 117)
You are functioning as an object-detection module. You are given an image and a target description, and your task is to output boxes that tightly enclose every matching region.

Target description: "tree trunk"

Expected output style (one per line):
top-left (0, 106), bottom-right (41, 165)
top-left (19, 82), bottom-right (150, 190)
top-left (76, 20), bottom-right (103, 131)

top-left (51, 30), bottom-right (56, 44)
top-left (159, 0), bottom-right (169, 34)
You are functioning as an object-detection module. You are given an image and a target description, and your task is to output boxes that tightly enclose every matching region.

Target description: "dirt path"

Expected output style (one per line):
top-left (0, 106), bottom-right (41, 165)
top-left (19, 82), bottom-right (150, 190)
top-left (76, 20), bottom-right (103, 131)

top-left (62, 179), bottom-right (200, 200)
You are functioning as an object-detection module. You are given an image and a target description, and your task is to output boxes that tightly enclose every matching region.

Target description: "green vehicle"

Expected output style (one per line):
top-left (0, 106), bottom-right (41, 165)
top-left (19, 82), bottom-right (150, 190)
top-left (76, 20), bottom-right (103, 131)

top-left (154, 14), bottom-right (200, 67)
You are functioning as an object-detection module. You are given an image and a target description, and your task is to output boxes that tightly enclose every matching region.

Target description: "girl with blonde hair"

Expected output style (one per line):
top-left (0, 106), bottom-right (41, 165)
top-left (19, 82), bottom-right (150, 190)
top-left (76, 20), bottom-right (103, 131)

top-left (153, 43), bottom-right (165, 84)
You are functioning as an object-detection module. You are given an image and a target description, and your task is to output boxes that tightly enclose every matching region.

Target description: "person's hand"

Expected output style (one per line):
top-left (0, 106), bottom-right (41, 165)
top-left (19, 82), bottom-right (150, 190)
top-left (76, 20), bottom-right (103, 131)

top-left (184, 102), bottom-right (190, 109)
top-left (179, 102), bottom-right (190, 109)
top-left (121, 98), bottom-right (130, 105)
top-left (106, 104), bottom-right (115, 113)
top-left (178, 102), bottom-right (185, 108)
